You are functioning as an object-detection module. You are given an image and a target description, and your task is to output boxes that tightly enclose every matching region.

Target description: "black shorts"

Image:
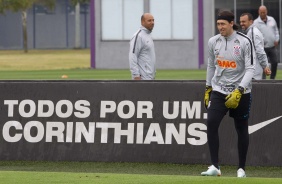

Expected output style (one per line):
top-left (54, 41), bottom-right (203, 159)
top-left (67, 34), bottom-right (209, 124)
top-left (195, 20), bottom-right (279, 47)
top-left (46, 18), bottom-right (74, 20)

top-left (208, 91), bottom-right (252, 120)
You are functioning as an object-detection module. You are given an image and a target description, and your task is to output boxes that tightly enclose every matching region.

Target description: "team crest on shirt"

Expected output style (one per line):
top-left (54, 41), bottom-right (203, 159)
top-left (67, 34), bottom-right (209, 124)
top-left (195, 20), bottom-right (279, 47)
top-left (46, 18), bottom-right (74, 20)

top-left (234, 40), bottom-right (240, 44)
top-left (233, 45), bottom-right (241, 55)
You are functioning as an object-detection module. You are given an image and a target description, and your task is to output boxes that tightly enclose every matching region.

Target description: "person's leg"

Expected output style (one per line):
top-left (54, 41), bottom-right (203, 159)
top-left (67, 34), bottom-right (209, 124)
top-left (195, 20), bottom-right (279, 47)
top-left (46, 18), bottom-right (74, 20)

top-left (206, 91), bottom-right (228, 169)
top-left (271, 62), bottom-right (278, 79)
top-left (262, 70), bottom-right (266, 79)
top-left (207, 109), bottom-right (226, 169)
top-left (268, 47), bottom-right (278, 79)
top-left (234, 118), bottom-right (249, 170)
top-left (230, 93), bottom-right (252, 172)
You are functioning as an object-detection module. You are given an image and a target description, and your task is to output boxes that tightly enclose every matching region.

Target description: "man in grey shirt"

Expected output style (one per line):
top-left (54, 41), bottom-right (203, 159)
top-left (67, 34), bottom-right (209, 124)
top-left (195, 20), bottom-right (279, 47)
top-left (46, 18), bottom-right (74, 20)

top-left (254, 5), bottom-right (279, 79)
top-left (240, 13), bottom-right (271, 80)
top-left (129, 13), bottom-right (156, 80)
top-left (201, 10), bottom-right (255, 178)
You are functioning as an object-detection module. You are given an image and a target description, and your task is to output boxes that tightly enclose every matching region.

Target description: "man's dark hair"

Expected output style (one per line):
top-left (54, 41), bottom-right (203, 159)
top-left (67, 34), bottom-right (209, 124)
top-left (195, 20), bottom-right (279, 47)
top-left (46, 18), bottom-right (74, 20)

top-left (217, 9), bottom-right (234, 22)
top-left (217, 9), bottom-right (239, 30)
top-left (240, 13), bottom-right (254, 21)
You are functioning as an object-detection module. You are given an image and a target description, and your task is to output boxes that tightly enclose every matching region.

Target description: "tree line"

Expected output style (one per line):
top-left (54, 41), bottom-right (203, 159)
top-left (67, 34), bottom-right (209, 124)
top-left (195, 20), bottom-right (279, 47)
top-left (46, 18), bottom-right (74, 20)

top-left (0, 0), bottom-right (90, 53)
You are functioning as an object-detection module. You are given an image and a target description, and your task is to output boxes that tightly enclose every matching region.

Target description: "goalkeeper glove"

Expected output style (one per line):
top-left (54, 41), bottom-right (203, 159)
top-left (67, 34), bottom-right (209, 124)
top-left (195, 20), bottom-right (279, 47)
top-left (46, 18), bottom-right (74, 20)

top-left (204, 86), bottom-right (212, 110)
top-left (225, 86), bottom-right (244, 109)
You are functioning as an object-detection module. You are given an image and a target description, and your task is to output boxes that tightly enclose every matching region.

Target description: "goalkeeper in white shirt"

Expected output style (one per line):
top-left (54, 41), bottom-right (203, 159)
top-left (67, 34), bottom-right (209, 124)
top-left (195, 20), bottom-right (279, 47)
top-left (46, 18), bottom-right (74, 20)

top-left (202, 9), bottom-right (256, 178)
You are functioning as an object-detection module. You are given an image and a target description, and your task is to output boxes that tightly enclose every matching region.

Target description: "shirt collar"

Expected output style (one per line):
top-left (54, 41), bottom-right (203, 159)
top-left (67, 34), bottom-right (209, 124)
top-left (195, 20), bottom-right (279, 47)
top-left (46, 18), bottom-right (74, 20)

top-left (140, 26), bottom-right (152, 33)
top-left (246, 24), bottom-right (254, 33)
top-left (224, 30), bottom-right (237, 41)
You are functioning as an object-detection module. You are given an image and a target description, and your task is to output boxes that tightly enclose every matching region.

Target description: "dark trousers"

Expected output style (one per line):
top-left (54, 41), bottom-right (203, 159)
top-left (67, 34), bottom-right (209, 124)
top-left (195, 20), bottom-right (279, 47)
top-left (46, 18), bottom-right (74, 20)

top-left (207, 110), bottom-right (249, 170)
top-left (207, 91), bottom-right (250, 170)
top-left (263, 47), bottom-right (278, 79)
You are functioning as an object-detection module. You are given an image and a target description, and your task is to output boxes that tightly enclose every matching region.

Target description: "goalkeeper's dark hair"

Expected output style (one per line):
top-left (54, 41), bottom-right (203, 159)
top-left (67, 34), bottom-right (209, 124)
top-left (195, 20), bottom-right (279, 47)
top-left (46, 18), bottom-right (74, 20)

top-left (217, 9), bottom-right (239, 30)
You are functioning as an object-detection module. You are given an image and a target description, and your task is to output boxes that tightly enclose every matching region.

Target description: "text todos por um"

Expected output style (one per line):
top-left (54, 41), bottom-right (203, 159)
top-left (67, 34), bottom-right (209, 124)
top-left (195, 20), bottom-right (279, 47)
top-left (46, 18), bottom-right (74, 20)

top-left (4, 100), bottom-right (206, 119)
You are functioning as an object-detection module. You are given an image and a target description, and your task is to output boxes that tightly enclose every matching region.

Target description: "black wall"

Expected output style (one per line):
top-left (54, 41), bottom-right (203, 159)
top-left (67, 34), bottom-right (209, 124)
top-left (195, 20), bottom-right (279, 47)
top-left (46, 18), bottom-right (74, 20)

top-left (0, 80), bottom-right (281, 166)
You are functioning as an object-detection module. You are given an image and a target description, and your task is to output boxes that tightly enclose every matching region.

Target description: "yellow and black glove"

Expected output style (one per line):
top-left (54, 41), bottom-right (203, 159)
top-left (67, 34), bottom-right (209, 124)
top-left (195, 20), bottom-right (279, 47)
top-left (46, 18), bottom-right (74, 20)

top-left (225, 87), bottom-right (244, 109)
top-left (204, 86), bottom-right (212, 110)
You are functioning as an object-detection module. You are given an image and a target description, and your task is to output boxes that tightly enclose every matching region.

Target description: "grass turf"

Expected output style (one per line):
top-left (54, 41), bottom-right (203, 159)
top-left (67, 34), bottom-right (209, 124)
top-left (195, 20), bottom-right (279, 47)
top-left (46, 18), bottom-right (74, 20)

top-left (2, 171), bottom-right (282, 184)
top-left (0, 161), bottom-right (281, 183)
top-left (0, 49), bottom-right (281, 80)
top-left (0, 69), bottom-right (207, 80)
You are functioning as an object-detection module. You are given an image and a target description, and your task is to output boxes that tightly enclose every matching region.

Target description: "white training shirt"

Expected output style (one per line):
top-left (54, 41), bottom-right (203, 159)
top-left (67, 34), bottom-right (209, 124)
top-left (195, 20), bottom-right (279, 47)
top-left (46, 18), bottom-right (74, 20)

top-left (129, 26), bottom-right (156, 80)
top-left (245, 24), bottom-right (269, 80)
top-left (254, 15), bottom-right (279, 48)
top-left (206, 31), bottom-right (256, 94)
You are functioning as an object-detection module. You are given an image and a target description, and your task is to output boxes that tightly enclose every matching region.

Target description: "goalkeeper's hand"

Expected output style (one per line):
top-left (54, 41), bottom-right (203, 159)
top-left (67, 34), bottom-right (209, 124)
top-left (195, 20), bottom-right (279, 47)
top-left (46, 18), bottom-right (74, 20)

top-left (225, 87), bottom-right (244, 109)
top-left (204, 86), bottom-right (212, 110)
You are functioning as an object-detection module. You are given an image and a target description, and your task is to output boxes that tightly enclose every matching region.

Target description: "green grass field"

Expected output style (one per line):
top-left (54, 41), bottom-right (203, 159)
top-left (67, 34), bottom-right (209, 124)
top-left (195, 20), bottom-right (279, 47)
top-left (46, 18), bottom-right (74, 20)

top-left (0, 49), bottom-right (281, 183)
top-left (0, 49), bottom-right (281, 80)
top-left (0, 161), bottom-right (281, 183)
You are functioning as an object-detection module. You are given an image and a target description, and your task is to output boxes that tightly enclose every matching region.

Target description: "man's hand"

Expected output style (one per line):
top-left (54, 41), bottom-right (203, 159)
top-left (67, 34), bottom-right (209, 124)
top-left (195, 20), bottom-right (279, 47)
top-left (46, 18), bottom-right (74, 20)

top-left (225, 88), bottom-right (243, 109)
top-left (134, 76), bottom-right (141, 80)
top-left (264, 66), bottom-right (271, 76)
top-left (204, 86), bottom-right (212, 110)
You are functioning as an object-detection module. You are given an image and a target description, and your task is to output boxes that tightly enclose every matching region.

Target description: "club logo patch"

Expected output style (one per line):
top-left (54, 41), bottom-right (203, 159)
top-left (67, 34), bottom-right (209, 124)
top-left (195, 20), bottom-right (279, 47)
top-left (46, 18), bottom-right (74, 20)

top-left (233, 45), bottom-right (241, 55)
